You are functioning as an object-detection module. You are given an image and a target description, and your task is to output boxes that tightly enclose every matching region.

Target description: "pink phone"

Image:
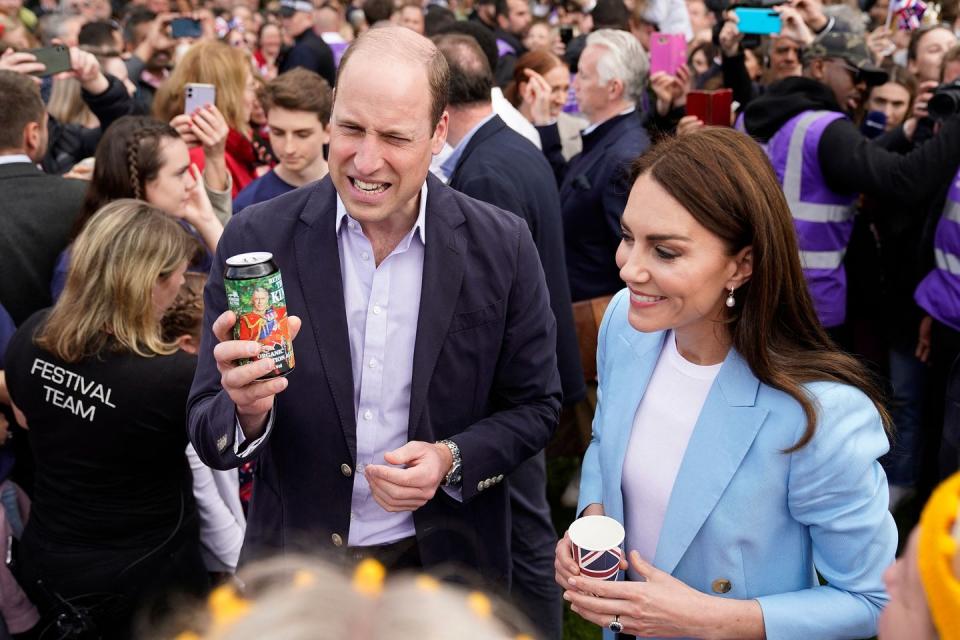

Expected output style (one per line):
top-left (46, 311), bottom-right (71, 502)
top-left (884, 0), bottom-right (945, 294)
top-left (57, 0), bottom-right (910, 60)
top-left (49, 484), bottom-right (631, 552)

top-left (649, 32), bottom-right (687, 76)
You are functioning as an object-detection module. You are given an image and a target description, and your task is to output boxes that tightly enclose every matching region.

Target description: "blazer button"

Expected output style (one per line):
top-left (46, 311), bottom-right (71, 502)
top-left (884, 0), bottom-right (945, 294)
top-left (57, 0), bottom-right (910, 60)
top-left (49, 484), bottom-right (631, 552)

top-left (340, 463), bottom-right (352, 477)
top-left (477, 481), bottom-right (485, 492)
top-left (331, 533), bottom-right (344, 547)
top-left (711, 578), bottom-right (732, 594)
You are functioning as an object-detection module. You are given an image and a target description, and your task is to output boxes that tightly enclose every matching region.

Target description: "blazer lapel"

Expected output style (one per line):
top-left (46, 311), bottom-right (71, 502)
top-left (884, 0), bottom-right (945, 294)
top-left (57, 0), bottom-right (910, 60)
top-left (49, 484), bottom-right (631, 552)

top-left (654, 350), bottom-right (769, 574)
top-left (408, 175), bottom-right (466, 439)
top-left (605, 329), bottom-right (667, 519)
top-left (293, 178), bottom-right (358, 461)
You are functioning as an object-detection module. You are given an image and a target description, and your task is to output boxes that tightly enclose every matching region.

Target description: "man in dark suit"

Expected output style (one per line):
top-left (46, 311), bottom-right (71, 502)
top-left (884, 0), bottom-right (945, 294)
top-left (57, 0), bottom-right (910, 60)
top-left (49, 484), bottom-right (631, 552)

top-left (535, 29), bottom-right (651, 302)
top-left (437, 33), bottom-right (581, 638)
top-left (278, 0), bottom-right (337, 88)
top-left (187, 26), bottom-right (560, 588)
top-left (0, 71), bottom-right (85, 326)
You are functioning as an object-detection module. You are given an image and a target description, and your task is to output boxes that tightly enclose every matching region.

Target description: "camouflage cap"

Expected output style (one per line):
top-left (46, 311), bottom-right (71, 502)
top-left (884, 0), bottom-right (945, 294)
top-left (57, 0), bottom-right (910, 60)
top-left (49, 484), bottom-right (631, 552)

top-left (802, 32), bottom-right (889, 86)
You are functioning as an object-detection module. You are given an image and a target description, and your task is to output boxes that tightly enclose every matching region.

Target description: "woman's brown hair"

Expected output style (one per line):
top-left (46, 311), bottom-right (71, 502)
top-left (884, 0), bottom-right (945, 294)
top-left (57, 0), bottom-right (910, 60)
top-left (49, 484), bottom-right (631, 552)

top-left (503, 49), bottom-right (565, 107)
top-left (632, 128), bottom-right (890, 451)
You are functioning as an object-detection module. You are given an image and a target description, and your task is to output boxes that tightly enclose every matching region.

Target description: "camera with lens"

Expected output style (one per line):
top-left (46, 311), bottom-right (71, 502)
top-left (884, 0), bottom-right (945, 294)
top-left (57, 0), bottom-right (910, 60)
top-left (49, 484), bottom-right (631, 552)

top-left (928, 80), bottom-right (960, 120)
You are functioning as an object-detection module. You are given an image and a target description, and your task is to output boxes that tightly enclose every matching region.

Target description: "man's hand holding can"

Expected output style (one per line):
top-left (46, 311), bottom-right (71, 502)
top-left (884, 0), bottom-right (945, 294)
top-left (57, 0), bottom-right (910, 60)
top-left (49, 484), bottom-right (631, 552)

top-left (211, 309), bottom-right (302, 440)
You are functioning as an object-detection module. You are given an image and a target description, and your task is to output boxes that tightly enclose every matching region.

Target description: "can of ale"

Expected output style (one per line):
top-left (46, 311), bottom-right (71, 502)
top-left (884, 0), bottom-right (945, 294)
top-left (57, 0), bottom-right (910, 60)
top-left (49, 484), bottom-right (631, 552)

top-left (224, 252), bottom-right (295, 378)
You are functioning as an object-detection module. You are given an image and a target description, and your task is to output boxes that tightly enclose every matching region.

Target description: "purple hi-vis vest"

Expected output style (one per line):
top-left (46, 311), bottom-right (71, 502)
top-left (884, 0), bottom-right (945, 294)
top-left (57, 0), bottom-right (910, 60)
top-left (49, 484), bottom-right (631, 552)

top-left (915, 170), bottom-right (960, 331)
top-left (328, 41), bottom-right (348, 68)
top-left (765, 110), bottom-right (857, 328)
top-left (496, 38), bottom-right (516, 58)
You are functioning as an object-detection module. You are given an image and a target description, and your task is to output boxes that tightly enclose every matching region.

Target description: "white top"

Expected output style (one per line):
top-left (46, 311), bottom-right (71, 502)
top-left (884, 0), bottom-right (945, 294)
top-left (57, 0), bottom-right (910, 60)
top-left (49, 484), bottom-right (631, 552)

top-left (621, 332), bottom-right (721, 578)
top-left (186, 444), bottom-right (245, 572)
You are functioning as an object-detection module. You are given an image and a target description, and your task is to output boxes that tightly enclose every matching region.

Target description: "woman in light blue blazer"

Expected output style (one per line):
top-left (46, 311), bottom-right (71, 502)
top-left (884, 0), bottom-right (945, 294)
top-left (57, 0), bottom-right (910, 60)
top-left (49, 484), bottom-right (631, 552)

top-left (555, 129), bottom-right (897, 640)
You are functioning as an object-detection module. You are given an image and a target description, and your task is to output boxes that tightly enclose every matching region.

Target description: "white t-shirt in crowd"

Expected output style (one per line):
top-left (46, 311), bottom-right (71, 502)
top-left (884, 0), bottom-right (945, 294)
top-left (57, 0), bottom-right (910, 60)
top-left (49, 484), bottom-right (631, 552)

top-left (621, 331), bottom-right (722, 579)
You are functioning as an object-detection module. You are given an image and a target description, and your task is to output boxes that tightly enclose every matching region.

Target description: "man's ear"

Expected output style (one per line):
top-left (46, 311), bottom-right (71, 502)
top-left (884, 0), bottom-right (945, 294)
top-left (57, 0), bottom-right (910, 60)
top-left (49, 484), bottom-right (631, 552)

top-left (607, 77), bottom-right (625, 103)
top-left (23, 121), bottom-right (39, 155)
top-left (807, 58), bottom-right (825, 81)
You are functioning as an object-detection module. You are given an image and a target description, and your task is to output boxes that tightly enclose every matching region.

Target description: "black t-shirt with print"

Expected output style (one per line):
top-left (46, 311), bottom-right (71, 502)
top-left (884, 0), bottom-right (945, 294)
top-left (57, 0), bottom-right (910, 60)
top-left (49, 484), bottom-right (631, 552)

top-left (5, 310), bottom-right (198, 549)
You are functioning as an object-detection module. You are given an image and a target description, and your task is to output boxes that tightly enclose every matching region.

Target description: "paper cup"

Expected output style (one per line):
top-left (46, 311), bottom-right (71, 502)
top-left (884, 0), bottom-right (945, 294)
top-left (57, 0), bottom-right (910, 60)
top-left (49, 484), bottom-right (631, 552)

top-left (568, 515), bottom-right (625, 581)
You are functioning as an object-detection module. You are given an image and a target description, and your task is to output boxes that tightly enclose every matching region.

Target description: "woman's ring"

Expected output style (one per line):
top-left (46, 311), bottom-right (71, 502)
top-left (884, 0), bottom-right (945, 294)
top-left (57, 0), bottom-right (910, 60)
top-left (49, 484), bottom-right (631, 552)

top-left (608, 614), bottom-right (624, 633)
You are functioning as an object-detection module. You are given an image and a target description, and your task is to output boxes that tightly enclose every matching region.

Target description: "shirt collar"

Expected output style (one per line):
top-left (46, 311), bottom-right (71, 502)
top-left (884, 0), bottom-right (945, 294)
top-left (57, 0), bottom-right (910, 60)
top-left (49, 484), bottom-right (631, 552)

top-left (581, 105), bottom-right (636, 136)
top-left (0, 154), bottom-right (33, 165)
top-left (439, 112), bottom-right (496, 180)
top-left (335, 181), bottom-right (428, 245)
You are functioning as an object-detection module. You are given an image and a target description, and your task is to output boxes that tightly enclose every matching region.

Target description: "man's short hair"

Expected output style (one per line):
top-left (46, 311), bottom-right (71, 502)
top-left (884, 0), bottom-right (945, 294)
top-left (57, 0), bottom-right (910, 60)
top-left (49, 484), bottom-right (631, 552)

top-left (592, 0), bottom-right (630, 30)
top-left (259, 68), bottom-right (333, 125)
top-left (123, 8), bottom-right (156, 47)
top-left (585, 28), bottom-right (649, 105)
top-left (337, 26), bottom-right (450, 128)
top-left (363, 0), bottom-right (394, 25)
top-left (79, 20), bottom-right (121, 53)
top-left (424, 5), bottom-right (456, 36)
top-left (0, 71), bottom-right (45, 152)
top-left (435, 33), bottom-right (493, 107)
top-left (436, 21), bottom-right (499, 75)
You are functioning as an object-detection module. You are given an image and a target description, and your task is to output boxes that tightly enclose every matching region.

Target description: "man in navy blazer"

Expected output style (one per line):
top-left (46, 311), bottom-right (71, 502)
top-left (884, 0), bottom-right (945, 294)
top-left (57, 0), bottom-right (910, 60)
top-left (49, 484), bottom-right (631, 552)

top-left (187, 27), bottom-right (561, 586)
top-left (437, 34), bottom-right (582, 639)
top-left (535, 29), bottom-right (651, 302)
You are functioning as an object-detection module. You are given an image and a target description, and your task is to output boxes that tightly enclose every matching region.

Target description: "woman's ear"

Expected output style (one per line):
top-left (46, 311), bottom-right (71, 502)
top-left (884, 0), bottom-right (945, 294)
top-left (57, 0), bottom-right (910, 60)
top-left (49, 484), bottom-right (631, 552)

top-left (728, 246), bottom-right (753, 289)
top-left (177, 334), bottom-right (201, 355)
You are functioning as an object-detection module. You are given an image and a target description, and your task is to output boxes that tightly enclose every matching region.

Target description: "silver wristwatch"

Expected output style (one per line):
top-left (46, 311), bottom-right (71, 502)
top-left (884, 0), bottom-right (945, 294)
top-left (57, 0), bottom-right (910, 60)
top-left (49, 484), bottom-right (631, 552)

top-left (438, 439), bottom-right (462, 487)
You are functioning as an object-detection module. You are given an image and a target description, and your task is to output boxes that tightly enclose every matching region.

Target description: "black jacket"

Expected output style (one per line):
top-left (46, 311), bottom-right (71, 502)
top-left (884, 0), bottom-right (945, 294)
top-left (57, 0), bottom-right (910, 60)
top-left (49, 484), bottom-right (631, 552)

top-left (744, 77), bottom-right (960, 201)
top-left (278, 29), bottom-right (336, 88)
top-left (537, 111), bottom-right (651, 301)
top-left (447, 115), bottom-right (585, 405)
top-left (42, 74), bottom-right (140, 175)
top-left (0, 162), bottom-right (85, 325)
top-left (492, 29), bottom-right (525, 88)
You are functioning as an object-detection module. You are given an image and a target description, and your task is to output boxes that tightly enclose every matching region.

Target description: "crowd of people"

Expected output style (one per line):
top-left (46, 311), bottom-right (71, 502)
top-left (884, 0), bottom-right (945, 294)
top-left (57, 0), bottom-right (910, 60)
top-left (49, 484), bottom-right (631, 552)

top-left (0, 0), bottom-right (958, 637)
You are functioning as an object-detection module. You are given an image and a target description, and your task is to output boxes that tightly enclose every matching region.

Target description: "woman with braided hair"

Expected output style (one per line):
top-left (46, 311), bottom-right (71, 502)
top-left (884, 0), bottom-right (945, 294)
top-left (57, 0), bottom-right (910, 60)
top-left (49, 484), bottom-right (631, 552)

top-left (51, 116), bottom-right (225, 298)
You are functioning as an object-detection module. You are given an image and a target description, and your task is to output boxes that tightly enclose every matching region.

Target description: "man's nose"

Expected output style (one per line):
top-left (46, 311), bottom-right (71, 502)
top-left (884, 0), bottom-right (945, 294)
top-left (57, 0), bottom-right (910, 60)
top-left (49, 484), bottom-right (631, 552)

top-left (353, 135), bottom-right (384, 175)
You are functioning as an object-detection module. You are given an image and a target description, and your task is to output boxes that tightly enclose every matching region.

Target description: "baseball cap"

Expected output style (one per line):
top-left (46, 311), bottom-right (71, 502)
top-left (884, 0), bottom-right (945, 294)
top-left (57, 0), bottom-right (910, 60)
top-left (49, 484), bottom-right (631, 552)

top-left (802, 32), bottom-right (888, 86)
top-left (279, 0), bottom-right (314, 17)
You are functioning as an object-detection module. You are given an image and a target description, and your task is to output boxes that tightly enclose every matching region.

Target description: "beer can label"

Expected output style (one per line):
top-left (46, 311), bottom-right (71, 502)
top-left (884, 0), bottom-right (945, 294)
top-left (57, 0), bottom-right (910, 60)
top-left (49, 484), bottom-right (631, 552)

top-left (225, 270), bottom-right (295, 377)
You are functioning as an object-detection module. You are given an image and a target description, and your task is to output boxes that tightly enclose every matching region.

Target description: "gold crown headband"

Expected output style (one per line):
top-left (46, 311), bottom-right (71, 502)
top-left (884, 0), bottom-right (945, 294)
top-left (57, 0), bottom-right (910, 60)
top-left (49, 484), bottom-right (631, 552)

top-left (175, 559), bottom-right (534, 640)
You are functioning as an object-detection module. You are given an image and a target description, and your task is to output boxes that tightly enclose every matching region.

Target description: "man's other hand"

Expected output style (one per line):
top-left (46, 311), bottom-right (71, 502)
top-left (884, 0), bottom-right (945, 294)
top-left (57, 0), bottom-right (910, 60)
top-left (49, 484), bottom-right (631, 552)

top-left (364, 441), bottom-right (454, 512)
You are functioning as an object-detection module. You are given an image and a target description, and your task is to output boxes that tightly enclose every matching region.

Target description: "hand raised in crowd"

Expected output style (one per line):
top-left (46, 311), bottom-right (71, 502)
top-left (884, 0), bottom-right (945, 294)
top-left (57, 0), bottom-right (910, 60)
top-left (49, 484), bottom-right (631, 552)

top-left (171, 104), bottom-right (230, 191)
top-left (913, 80), bottom-right (939, 120)
top-left (135, 12), bottom-right (176, 63)
top-left (0, 48), bottom-right (46, 79)
top-left (178, 164), bottom-right (224, 251)
top-left (67, 46), bottom-right (109, 95)
top-left (651, 65), bottom-right (693, 117)
top-left (676, 114), bottom-right (705, 136)
top-left (211, 309), bottom-right (302, 440)
top-left (363, 442), bottom-right (454, 512)
top-left (563, 551), bottom-right (763, 638)
top-left (775, 5), bottom-right (815, 47)
top-left (788, 0), bottom-right (828, 32)
top-left (718, 13), bottom-right (743, 58)
top-left (521, 67), bottom-right (556, 126)
top-left (866, 25), bottom-right (896, 64)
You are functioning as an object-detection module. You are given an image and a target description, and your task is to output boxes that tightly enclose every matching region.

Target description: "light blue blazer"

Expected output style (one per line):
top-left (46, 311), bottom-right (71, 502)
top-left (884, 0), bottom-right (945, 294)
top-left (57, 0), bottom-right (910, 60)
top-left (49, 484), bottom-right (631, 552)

top-left (578, 290), bottom-right (897, 640)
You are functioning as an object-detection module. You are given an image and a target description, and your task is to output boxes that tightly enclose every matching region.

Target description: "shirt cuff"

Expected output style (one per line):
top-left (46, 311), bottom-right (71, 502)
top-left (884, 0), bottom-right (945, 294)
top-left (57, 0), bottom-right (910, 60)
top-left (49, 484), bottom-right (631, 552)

top-left (234, 409), bottom-right (273, 458)
top-left (441, 485), bottom-right (463, 502)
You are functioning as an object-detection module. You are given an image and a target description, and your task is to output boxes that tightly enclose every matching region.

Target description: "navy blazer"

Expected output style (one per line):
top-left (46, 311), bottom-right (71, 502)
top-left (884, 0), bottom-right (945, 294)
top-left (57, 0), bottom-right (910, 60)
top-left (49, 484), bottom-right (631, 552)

top-left (448, 115), bottom-right (585, 405)
top-left (538, 111), bottom-right (650, 302)
top-left (187, 173), bottom-right (562, 584)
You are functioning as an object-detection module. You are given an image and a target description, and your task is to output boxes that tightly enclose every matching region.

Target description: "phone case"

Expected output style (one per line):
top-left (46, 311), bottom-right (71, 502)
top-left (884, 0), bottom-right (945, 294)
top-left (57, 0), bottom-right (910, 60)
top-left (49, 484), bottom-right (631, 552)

top-left (171, 18), bottom-right (203, 39)
top-left (686, 89), bottom-right (733, 126)
top-left (649, 33), bottom-right (687, 76)
top-left (185, 83), bottom-right (216, 115)
top-left (27, 44), bottom-right (71, 77)
top-left (733, 8), bottom-right (782, 35)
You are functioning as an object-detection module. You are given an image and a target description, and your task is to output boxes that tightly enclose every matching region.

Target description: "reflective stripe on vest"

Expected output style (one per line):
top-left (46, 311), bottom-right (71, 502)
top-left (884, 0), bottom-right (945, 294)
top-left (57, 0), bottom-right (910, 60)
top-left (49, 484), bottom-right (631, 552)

top-left (765, 109), bottom-right (855, 328)
top-left (914, 170), bottom-right (960, 331)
